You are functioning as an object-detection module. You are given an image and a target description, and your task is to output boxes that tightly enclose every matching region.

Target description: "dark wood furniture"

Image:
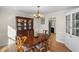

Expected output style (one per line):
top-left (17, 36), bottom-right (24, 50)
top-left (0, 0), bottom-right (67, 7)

top-left (16, 16), bottom-right (34, 36)
top-left (16, 33), bottom-right (48, 52)
top-left (16, 16), bottom-right (34, 51)
top-left (23, 33), bottom-right (48, 52)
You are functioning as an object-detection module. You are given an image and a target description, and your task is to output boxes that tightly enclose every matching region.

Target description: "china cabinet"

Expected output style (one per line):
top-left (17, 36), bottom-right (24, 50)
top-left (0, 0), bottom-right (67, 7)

top-left (16, 16), bottom-right (34, 36)
top-left (16, 16), bottom-right (34, 50)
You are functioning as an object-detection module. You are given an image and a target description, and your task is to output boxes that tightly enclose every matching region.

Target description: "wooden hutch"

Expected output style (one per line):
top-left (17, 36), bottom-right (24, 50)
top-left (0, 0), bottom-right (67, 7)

top-left (16, 16), bottom-right (34, 51)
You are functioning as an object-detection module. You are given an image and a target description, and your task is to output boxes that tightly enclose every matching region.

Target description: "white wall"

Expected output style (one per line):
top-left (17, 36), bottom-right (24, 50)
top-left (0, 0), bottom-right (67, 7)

top-left (0, 8), bottom-right (32, 46)
top-left (0, 10), bottom-right (9, 46)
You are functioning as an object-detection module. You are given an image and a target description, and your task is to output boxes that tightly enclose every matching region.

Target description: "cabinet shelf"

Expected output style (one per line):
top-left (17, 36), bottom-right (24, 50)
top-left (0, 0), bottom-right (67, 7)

top-left (16, 16), bottom-right (34, 36)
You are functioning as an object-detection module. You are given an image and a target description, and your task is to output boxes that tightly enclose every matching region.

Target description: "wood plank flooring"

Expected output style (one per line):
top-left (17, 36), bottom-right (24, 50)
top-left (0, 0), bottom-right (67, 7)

top-left (0, 44), bottom-right (17, 52)
top-left (48, 33), bottom-right (71, 52)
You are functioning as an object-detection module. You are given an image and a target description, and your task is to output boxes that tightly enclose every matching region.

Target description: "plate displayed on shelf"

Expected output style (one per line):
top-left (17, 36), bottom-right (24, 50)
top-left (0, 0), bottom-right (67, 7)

top-left (24, 20), bottom-right (27, 22)
top-left (24, 27), bottom-right (27, 30)
top-left (24, 23), bottom-right (27, 26)
top-left (18, 19), bottom-right (22, 22)
top-left (29, 23), bottom-right (31, 26)
top-left (18, 27), bottom-right (22, 30)
top-left (28, 20), bottom-right (32, 23)
top-left (29, 27), bottom-right (31, 29)
top-left (18, 23), bottom-right (22, 26)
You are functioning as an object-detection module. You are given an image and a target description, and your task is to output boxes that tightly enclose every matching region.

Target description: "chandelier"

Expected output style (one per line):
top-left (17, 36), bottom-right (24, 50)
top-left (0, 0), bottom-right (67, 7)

top-left (33, 6), bottom-right (44, 19)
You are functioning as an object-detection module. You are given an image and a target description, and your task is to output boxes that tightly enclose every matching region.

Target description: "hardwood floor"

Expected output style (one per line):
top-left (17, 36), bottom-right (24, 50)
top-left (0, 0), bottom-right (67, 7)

top-left (48, 33), bottom-right (71, 52)
top-left (0, 33), bottom-right (71, 52)
top-left (0, 44), bottom-right (17, 52)
top-left (48, 41), bottom-right (71, 52)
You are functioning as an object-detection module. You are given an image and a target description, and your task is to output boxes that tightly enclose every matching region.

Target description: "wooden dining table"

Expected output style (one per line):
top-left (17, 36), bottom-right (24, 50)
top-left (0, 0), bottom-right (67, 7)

top-left (23, 33), bottom-right (48, 52)
top-left (16, 33), bottom-right (48, 52)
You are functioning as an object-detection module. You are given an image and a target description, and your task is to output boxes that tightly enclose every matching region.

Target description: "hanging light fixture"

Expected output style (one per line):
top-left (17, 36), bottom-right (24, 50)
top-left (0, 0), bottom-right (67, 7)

top-left (33, 6), bottom-right (44, 19)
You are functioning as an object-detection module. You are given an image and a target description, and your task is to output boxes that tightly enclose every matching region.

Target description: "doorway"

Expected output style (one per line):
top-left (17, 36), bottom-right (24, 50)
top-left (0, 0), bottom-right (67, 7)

top-left (49, 18), bottom-right (56, 36)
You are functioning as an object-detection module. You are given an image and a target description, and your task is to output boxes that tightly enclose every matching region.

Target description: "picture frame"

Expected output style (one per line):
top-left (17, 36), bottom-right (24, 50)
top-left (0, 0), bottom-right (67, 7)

top-left (41, 17), bottom-right (45, 24)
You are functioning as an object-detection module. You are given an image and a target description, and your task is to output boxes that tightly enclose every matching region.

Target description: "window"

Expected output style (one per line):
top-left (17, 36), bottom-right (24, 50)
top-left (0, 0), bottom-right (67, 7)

top-left (8, 25), bottom-right (16, 45)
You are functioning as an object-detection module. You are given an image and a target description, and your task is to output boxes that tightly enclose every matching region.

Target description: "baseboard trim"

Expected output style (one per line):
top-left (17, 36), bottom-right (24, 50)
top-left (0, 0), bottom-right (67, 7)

top-left (56, 39), bottom-right (72, 52)
top-left (56, 39), bottom-right (65, 44)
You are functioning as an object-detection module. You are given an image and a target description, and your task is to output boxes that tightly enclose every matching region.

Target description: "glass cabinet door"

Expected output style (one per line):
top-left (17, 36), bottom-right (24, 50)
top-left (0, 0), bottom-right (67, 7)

top-left (76, 29), bottom-right (79, 36)
top-left (24, 23), bottom-right (27, 26)
top-left (24, 27), bottom-right (27, 30)
top-left (18, 27), bottom-right (22, 30)
top-left (76, 21), bottom-right (79, 28)
top-left (72, 12), bottom-right (79, 36)
top-left (66, 15), bottom-right (70, 34)
top-left (17, 19), bottom-right (23, 30)
top-left (16, 17), bottom-right (33, 37)
top-left (28, 20), bottom-right (32, 29)
top-left (72, 13), bottom-right (76, 35)
top-left (76, 12), bottom-right (79, 20)
top-left (76, 12), bottom-right (79, 36)
top-left (18, 23), bottom-right (22, 26)
top-left (17, 19), bottom-right (22, 22)
top-left (23, 20), bottom-right (27, 30)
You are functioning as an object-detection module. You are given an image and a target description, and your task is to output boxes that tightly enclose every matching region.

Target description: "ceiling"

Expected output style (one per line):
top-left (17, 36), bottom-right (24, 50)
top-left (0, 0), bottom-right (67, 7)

top-left (0, 6), bottom-right (77, 15)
